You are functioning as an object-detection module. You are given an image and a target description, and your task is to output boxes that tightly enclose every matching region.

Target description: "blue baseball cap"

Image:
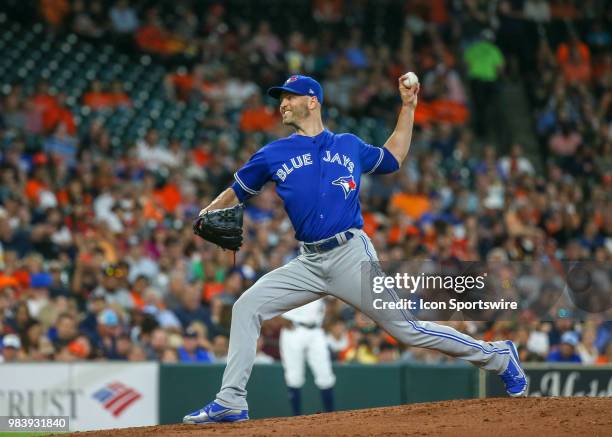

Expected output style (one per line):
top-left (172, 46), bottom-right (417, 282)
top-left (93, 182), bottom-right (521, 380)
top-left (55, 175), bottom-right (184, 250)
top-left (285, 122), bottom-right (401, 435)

top-left (98, 309), bottom-right (119, 327)
top-left (561, 331), bottom-right (579, 347)
top-left (267, 75), bottom-right (323, 104)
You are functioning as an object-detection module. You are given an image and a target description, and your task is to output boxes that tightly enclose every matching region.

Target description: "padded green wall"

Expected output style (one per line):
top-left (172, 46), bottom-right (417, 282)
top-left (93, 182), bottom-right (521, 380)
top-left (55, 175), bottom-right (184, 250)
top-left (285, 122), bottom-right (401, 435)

top-left (160, 363), bottom-right (478, 423)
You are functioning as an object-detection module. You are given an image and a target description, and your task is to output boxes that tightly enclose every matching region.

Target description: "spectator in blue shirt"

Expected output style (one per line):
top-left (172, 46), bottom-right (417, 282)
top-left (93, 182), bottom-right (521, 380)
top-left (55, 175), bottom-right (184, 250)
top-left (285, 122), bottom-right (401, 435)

top-left (177, 328), bottom-right (214, 363)
top-left (174, 287), bottom-right (213, 332)
top-left (547, 331), bottom-right (582, 363)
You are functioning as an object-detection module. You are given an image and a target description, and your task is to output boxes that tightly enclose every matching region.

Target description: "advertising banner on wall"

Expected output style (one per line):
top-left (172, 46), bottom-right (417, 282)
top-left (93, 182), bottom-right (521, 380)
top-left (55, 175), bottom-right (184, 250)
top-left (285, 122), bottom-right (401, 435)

top-left (483, 364), bottom-right (612, 397)
top-left (0, 362), bottom-right (159, 431)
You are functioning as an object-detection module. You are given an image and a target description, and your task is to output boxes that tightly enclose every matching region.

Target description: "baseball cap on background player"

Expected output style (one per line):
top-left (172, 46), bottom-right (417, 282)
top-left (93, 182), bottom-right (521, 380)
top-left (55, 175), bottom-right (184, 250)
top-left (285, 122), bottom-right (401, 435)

top-left (267, 75), bottom-right (324, 104)
top-left (560, 331), bottom-right (580, 347)
top-left (2, 334), bottom-right (21, 349)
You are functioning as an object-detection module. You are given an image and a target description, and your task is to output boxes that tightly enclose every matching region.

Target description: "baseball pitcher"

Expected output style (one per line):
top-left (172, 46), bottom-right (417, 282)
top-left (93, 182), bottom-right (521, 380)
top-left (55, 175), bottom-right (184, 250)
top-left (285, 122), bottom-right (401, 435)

top-left (185, 74), bottom-right (527, 424)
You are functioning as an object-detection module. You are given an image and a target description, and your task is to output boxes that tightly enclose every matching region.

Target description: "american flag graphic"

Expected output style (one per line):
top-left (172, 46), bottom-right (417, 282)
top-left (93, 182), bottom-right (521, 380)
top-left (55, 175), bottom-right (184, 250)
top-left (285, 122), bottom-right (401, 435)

top-left (92, 382), bottom-right (142, 417)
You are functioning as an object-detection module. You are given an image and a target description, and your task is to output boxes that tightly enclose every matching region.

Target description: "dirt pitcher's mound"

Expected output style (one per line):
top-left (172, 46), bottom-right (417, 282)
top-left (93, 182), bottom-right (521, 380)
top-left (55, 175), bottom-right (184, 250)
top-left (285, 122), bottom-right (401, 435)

top-left (67, 397), bottom-right (611, 437)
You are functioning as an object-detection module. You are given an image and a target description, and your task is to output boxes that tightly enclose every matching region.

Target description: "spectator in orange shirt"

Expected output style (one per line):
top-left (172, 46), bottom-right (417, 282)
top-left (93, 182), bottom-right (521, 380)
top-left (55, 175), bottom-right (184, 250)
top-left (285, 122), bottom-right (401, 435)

top-left (192, 141), bottom-right (213, 168)
top-left (550, 0), bottom-right (579, 21)
top-left (25, 166), bottom-right (52, 206)
top-left (130, 275), bottom-right (148, 311)
top-left (110, 81), bottom-right (131, 108)
top-left (31, 81), bottom-right (58, 116)
top-left (561, 43), bottom-right (592, 84)
top-left (0, 275), bottom-right (19, 291)
top-left (429, 0), bottom-right (449, 25)
top-left (414, 101), bottom-right (436, 126)
top-left (166, 69), bottom-right (194, 101)
top-left (154, 180), bottom-right (182, 214)
top-left (165, 65), bottom-right (212, 101)
top-left (361, 211), bottom-right (379, 236)
top-left (40, 0), bottom-right (70, 30)
top-left (239, 93), bottom-right (280, 133)
top-left (390, 179), bottom-right (431, 221)
top-left (135, 9), bottom-right (168, 54)
top-left (557, 34), bottom-right (591, 66)
top-left (42, 93), bottom-right (76, 135)
top-left (135, 8), bottom-right (184, 56)
top-left (83, 80), bottom-right (115, 109)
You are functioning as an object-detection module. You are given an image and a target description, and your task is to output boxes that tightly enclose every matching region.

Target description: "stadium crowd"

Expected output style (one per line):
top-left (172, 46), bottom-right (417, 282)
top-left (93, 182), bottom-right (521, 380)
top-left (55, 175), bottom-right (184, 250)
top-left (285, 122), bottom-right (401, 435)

top-left (0, 0), bottom-right (610, 366)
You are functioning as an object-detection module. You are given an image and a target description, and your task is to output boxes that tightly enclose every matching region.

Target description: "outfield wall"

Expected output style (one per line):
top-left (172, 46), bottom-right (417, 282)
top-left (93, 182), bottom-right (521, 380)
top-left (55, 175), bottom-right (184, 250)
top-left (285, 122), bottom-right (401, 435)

top-left (482, 363), bottom-right (612, 397)
top-left (159, 362), bottom-right (479, 423)
top-left (1, 362), bottom-right (610, 430)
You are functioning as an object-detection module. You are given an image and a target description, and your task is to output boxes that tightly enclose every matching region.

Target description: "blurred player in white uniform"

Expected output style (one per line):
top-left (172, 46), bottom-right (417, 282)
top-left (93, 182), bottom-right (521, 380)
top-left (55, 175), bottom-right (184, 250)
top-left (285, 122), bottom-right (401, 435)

top-left (279, 299), bottom-right (335, 415)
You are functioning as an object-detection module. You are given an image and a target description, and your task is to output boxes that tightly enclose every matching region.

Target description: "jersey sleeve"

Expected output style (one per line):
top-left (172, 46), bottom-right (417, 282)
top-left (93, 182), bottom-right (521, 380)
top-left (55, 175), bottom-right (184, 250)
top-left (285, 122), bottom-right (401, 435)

top-left (231, 148), bottom-right (271, 202)
top-left (359, 138), bottom-right (400, 175)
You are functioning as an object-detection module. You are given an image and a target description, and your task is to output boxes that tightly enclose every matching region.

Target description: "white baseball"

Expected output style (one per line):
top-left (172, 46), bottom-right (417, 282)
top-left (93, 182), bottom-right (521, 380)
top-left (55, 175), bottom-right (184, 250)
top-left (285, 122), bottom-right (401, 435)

top-left (402, 72), bottom-right (419, 87)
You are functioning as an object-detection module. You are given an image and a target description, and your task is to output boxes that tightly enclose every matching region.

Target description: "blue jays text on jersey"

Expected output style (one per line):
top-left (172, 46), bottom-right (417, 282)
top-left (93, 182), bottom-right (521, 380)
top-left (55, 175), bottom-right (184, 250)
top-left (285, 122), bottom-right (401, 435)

top-left (231, 129), bottom-right (399, 242)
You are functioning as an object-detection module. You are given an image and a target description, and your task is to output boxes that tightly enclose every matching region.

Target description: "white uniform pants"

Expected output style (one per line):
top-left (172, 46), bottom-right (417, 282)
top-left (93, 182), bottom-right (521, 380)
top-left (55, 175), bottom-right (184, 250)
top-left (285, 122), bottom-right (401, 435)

top-left (279, 325), bottom-right (336, 389)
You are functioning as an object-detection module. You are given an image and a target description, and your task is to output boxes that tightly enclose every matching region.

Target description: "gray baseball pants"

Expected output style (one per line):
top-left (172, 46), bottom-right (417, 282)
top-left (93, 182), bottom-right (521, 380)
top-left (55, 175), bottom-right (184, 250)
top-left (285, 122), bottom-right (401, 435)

top-left (215, 229), bottom-right (511, 410)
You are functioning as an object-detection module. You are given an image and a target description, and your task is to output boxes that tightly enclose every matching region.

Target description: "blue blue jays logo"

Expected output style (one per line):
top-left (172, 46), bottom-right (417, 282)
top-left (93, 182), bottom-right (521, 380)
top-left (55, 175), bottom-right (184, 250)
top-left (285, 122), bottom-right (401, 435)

top-left (332, 175), bottom-right (357, 199)
top-left (285, 75), bottom-right (299, 84)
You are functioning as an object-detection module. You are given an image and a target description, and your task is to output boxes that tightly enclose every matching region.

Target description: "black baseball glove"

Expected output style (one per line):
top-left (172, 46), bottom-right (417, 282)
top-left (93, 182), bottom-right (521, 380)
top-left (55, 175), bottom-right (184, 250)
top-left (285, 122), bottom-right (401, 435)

top-left (193, 204), bottom-right (244, 251)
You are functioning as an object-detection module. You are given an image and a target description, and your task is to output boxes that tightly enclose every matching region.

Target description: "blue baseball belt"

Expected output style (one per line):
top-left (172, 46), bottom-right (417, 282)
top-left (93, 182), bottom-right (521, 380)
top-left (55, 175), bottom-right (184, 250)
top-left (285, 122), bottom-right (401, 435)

top-left (302, 230), bottom-right (354, 254)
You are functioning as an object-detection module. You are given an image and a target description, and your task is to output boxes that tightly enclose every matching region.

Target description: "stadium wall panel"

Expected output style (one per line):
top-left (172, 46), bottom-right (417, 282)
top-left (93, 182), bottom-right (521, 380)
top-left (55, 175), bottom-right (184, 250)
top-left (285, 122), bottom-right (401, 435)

top-left (0, 362), bottom-right (159, 431)
top-left (159, 363), bottom-right (479, 422)
top-left (482, 364), bottom-right (612, 397)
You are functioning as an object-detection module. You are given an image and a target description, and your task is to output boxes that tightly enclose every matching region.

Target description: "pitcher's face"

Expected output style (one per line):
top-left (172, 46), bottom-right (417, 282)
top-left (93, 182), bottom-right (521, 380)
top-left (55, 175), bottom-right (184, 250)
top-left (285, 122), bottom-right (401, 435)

top-left (279, 92), bottom-right (312, 127)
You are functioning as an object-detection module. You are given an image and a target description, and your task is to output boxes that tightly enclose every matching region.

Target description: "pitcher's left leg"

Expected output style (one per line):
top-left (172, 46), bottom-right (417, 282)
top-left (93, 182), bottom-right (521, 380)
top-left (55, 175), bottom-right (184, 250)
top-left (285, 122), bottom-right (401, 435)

top-left (325, 230), bottom-right (526, 396)
top-left (183, 257), bottom-right (326, 424)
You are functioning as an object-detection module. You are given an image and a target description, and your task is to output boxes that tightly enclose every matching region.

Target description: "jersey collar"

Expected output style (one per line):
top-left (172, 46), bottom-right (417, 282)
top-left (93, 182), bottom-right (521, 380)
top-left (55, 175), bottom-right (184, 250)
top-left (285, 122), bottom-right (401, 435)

top-left (290, 129), bottom-right (332, 141)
